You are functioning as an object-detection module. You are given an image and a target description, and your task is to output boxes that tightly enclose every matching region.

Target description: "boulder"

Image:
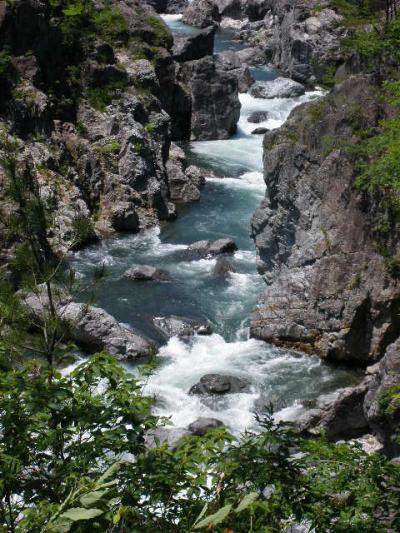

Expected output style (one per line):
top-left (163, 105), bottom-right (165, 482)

top-left (173, 26), bottom-right (215, 63)
top-left (124, 264), bottom-right (171, 282)
top-left (247, 110), bottom-right (270, 123)
top-left (189, 374), bottom-right (250, 394)
top-left (111, 202), bottom-right (139, 232)
top-left (364, 338), bottom-right (400, 455)
top-left (249, 77), bottom-right (305, 99)
top-left (177, 56), bottom-right (241, 140)
top-left (217, 50), bottom-right (255, 93)
top-left (166, 143), bottom-right (203, 203)
top-left (185, 238), bottom-right (238, 257)
top-left (182, 0), bottom-right (220, 28)
top-left (319, 381), bottom-right (371, 440)
top-left (236, 47), bottom-right (266, 66)
top-left (188, 417), bottom-right (224, 435)
top-left (251, 127), bottom-right (268, 134)
top-left (153, 315), bottom-right (213, 338)
top-left (60, 302), bottom-right (156, 360)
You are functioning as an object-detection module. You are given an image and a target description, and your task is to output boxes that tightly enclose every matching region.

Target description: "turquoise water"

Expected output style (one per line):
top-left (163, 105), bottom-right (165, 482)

top-left (69, 17), bottom-right (360, 433)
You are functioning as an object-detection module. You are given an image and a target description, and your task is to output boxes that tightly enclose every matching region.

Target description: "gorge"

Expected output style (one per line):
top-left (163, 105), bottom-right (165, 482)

top-left (1, 0), bottom-right (400, 530)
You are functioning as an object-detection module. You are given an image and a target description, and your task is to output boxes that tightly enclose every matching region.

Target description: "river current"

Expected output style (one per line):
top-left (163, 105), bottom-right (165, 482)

top-left (70, 15), bottom-right (359, 433)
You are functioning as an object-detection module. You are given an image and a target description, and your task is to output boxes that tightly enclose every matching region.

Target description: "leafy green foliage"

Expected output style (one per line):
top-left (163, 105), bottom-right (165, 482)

top-left (1, 365), bottom-right (399, 532)
top-left (0, 354), bottom-right (157, 531)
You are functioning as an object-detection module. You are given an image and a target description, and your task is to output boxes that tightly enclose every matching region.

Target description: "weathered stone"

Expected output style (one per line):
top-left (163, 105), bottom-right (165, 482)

top-left (61, 302), bottom-right (156, 360)
top-left (185, 238), bottom-right (238, 257)
top-left (250, 77), bottom-right (305, 99)
top-left (182, 0), bottom-right (220, 28)
top-left (188, 417), bottom-right (224, 435)
top-left (111, 203), bottom-right (139, 232)
top-left (173, 26), bottom-right (215, 63)
top-left (153, 315), bottom-right (213, 338)
top-left (250, 75), bottom-right (400, 365)
top-left (189, 374), bottom-right (250, 394)
top-left (247, 110), bottom-right (270, 123)
top-left (166, 143), bottom-right (203, 203)
top-left (364, 338), bottom-right (400, 455)
top-left (251, 127), bottom-right (269, 134)
top-left (177, 56), bottom-right (241, 140)
top-left (217, 50), bottom-right (255, 93)
top-left (124, 264), bottom-right (171, 282)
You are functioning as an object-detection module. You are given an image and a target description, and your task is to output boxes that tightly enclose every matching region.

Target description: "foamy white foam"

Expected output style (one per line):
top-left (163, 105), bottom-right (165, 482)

top-left (161, 14), bottom-right (183, 21)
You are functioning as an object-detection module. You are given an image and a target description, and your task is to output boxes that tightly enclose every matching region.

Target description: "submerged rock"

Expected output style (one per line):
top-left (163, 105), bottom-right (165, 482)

top-left (251, 127), bottom-right (268, 135)
top-left (153, 315), bottom-right (213, 338)
top-left (247, 110), bottom-right (270, 123)
top-left (185, 238), bottom-right (238, 258)
top-left (189, 374), bottom-right (250, 394)
top-left (124, 264), bottom-right (171, 282)
top-left (250, 77), bottom-right (305, 99)
top-left (188, 417), bottom-right (224, 435)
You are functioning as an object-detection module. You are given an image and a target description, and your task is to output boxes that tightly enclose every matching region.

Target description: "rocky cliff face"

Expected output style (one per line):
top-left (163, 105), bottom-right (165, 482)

top-left (251, 75), bottom-right (400, 366)
top-left (0, 0), bottom-right (179, 255)
top-left (182, 0), bottom-right (344, 84)
top-left (0, 0), bottom-right (241, 258)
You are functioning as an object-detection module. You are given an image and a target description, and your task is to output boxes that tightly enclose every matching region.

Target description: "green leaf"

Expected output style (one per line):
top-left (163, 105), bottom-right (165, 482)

top-left (80, 490), bottom-right (107, 508)
top-left (193, 502), bottom-right (208, 526)
top-left (60, 508), bottom-right (104, 522)
top-left (97, 461), bottom-right (122, 485)
top-left (235, 492), bottom-right (258, 513)
top-left (194, 504), bottom-right (232, 529)
top-left (46, 517), bottom-right (73, 533)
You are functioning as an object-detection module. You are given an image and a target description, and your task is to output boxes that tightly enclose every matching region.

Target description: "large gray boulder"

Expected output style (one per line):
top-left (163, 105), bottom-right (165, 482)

top-left (124, 264), bottom-right (171, 282)
top-left (188, 417), bottom-right (224, 435)
top-left (185, 238), bottom-right (238, 257)
top-left (166, 143), bottom-right (205, 203)
top-left (217, 50), bottom-right (255, 93)
top-left (189, 374), bottom-right (250, 394)
top-left (60, 302), bottom-right (156, 360)
top-left (153, 315), bottom-right (213, 338)
top-left (177, 56), bottom-right (241, 140)
top-left (249, 77), bottom-right (305, 99)
top-left (248, 110), bottom-right (270, 123)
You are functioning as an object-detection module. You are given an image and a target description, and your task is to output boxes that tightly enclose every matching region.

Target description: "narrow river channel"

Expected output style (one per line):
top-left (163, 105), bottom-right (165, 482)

top-left (70, 14), bottom-right (360, 433)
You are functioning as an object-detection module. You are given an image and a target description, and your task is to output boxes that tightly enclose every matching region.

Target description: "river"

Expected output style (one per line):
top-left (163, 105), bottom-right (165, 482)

top-left (70, 14), bottom-right (359, 433)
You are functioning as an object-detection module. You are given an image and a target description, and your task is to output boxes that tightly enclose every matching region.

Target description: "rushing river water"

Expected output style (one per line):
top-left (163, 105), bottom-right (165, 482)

top-left (70, 15), bottom-right (360, 433)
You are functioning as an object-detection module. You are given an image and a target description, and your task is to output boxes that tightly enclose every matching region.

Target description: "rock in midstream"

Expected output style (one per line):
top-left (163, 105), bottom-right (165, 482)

top-left (123, 264), bottom-right (171, 282)
top-left (189, 374), bottom-right (250, 395)
top-left (153, 315), bottom-right (213, 338)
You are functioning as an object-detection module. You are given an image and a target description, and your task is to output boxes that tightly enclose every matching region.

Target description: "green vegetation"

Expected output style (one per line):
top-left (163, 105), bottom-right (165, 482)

top-left (0, 363), bottom-right (399, 532)
top-left (86, 79), bottom-right (130, 111)
top-left (378, 385), bottom-right (400, 417)
top-left (96, 141), bottom-right (121, 155)
top-left (146, 15), bottom-right (173, 48)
